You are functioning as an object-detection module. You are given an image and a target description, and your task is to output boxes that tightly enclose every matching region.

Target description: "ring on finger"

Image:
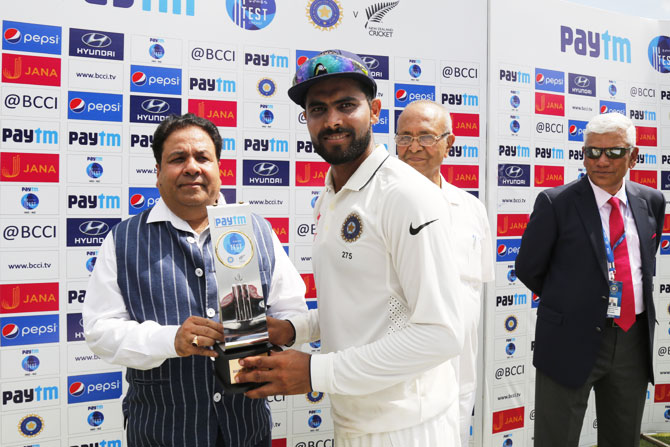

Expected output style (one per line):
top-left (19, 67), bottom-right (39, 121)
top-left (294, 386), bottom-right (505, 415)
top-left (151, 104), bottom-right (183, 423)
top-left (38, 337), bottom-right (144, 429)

top-left (191, 335), bottom-right (199, 347)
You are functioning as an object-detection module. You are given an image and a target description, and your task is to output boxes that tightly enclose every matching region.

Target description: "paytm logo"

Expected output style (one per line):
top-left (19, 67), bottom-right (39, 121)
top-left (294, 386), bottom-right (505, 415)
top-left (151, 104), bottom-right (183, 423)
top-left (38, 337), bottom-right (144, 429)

top-left (128, 187), bottom-right (161, 214)
top-left (496, 239), bottom-right (522, 262)
top-left (535, 68), bottom-right (564, 92)
top-left (68, 91), bottom-right (123, 122)
top-left (84, 0), bottom-right (195, 16)
top-left (394, 83), bottom-right (436, 108)
top-left (130, 65), bottom-right (182, 95)
top-left (68, 371), bottom-right (123, 404)
top-left (568, 119), bottom-right (587, 142)
top-left (499, 69), bottom-right (531, 84)
top-left (2, 20), bottom-right (61, 55)
top-left (560, 25), bottom-right (631, 63)
top-left (0, 314), bottom-right (59, 346)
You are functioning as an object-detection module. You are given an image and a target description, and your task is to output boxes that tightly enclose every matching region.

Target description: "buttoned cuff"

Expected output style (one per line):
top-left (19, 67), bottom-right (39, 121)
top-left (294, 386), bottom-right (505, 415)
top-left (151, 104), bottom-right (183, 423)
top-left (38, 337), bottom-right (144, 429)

top-left (153, 324), bottom-right (180, 358)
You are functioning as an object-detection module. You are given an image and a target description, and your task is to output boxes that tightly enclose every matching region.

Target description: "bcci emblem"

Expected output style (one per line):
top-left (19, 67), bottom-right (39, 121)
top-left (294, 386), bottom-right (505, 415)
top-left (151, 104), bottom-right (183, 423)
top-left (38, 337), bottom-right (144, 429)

top-left (19, 414), bottom-right (44, 438)
top-left (504, 315), bottom-right (518, 332)
top-left (306, 391), bottom-right (325, 403)
top-left (257, 78), bottom-right (277, 97)
top-left (341, 213), bottom-right (363, 242)
top-left (306, 0), bottom-right (343, 31)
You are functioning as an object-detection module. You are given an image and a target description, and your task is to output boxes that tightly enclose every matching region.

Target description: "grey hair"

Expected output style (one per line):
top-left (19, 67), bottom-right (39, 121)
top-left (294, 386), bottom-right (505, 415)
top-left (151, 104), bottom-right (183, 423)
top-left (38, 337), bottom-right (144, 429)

top-left (584, 112), bottom-right (636, 147)
top-left (403, 100), bottom-right (453, 133)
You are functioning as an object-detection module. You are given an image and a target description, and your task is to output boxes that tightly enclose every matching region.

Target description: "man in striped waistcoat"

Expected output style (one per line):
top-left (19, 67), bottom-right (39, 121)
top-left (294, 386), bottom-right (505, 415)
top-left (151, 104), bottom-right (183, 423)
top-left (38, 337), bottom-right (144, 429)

top-left (83, 113), bottom-right (308, 447)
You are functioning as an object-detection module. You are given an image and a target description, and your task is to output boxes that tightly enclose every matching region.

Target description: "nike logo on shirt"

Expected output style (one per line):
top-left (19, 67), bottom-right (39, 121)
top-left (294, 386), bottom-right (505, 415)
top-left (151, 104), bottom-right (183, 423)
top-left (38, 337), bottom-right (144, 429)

top-left (409, 219), bottom-right (438, 235)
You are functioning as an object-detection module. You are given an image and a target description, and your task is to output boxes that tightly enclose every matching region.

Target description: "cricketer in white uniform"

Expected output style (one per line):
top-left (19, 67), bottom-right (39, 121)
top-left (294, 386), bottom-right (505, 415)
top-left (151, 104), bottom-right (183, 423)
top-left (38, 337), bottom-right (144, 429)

top-left (396, 100), bottom-right (495, 446)
top-left (235, 50), bottom-right (466, 447)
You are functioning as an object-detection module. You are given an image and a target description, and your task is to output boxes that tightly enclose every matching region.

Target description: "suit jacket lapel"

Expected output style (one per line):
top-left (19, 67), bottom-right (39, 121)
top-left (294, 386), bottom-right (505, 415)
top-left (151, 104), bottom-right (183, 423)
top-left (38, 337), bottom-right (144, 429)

top-left (626, 182), bottom-right (652, 274)
top-left (574, 176), bottom-right (609, 281)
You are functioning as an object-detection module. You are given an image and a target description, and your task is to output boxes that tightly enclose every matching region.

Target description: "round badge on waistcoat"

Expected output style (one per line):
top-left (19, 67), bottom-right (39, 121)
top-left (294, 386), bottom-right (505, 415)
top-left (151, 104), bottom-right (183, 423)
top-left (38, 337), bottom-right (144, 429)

top-left (341, 213), bottom-right (363, 242)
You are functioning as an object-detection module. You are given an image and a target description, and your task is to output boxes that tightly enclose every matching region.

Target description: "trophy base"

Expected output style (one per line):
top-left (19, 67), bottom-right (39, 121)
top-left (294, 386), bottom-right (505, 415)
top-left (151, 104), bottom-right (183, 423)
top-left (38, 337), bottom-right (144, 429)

top-left (213, 342), bottom-right (272, 394)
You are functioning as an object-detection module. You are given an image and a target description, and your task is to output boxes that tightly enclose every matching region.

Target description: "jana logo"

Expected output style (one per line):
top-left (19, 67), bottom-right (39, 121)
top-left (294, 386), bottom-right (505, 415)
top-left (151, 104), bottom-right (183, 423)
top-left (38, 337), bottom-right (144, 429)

top-left (307, 0), bottom-right (342, 31)
top-left (21, 193), bottom-right (39, 210)
top-left (226, 0), bottom-right (276, 30)
top-left (649, 36), bottom-right (670, 73)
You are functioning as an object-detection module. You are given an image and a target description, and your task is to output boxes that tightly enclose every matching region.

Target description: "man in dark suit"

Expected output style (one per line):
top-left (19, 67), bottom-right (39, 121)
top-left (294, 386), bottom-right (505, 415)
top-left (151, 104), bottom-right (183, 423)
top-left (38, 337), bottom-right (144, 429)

top-left (515, 112), bottom-right (665, 447)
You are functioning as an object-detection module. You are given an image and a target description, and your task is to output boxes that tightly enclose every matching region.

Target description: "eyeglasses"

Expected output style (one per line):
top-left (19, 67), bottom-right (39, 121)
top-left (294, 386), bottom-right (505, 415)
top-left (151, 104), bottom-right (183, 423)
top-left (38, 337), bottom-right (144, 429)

top-left (583, 146), bottom-right (632, 159)
top-left (394, 132), bottom-right (450, 147)
top-left (294, 53), bottom-right (369, 85)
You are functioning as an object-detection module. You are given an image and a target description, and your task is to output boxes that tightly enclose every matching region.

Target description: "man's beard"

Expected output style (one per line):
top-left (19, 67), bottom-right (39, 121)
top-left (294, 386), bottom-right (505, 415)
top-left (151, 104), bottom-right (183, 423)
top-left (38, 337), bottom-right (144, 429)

top-left (313, 126), bottom-right (372, 165)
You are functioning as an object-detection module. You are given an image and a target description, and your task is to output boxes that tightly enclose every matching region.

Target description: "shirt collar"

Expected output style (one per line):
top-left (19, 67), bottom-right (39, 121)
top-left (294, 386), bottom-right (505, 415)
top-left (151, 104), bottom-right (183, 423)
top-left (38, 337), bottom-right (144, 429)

top-left (587, 177), bottom-right (628, 210)
top-left (440, 174), bottom-right (464, 206)
top-left (324, 145), bottom-right (390, 193)
top-left (147, 193), bottom-right (226, 234)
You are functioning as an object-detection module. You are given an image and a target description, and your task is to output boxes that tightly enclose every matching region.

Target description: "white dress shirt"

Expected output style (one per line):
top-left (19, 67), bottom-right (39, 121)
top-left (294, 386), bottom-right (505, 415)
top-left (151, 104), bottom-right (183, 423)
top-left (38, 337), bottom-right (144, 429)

top-left (83, 197), bottom-right (307, 370)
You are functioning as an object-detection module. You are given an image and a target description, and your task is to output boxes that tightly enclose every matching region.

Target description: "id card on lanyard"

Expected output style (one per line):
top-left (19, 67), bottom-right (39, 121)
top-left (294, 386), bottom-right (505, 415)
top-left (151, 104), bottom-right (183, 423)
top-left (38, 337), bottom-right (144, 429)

top-left (603, 227), bottom-right (625, 318)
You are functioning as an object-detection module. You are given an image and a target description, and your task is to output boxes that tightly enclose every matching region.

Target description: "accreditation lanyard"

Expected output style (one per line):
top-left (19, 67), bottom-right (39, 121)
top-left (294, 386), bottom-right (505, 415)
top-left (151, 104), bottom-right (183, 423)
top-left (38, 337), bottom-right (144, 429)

top-left (602, 228), bottom-right (625, 282)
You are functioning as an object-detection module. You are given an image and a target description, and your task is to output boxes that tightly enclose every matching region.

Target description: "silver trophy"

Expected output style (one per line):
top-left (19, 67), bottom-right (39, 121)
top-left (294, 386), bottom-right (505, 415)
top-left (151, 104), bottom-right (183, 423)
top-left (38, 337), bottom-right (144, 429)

top-left (207, 203), bottom-right (271, 393)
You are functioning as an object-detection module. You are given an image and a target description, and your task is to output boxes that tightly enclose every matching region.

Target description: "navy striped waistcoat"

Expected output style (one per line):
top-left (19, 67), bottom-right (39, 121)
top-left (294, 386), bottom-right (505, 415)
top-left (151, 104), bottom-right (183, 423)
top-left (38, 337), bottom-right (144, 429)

top-left (114, 210), bottom-right (275, 447)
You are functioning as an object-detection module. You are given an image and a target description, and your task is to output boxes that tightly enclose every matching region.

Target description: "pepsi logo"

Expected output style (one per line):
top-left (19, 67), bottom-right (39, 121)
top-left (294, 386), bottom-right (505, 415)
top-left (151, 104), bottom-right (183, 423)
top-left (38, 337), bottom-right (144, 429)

top-left (4, 28), bottom-right (21, 44)
top-left (569, 125), bottom-right (577, 135)
top-left (536, 73), bottom-right (545, 84)
top-left (600, 105), bottom-right (608, 114)
top-left (2, 323), bottom-right (19, 339)
top-left (498, 244), bottom-right (507, 256)
top-left (396, 89), bottom-right (408, 102)
top-left (69, 381), bottom-right (85, 397)
top-left (130, 194), bottom-right (145, 209)
top-left (297, 55), bottom-right (309, 66)
top-left (662, 239), bottom-right (670, 250)
top-left (70, 98), bottom-right (86, 113)
top-left (131, 71), bottom-right (147, 86)
top-left (532, 293), bottom-right (540, 304)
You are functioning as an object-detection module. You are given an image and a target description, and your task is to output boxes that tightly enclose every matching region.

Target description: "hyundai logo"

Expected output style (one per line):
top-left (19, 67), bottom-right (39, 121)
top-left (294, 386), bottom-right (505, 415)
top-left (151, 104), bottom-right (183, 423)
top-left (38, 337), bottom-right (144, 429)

top-left (361, 56), bottom-right (379, 70)
top-left (82, 32), bottom-right (112, 48)
top-left (79, 221), bottom-right (110, 236)
top-left (575, 76), bottom-right (590, 88)
top-left (505, 166), bottom-right (524, 178)
top-left (141, 99), bottom-right (170, 114)
top-left (253, 162), bottom-right (279, 176)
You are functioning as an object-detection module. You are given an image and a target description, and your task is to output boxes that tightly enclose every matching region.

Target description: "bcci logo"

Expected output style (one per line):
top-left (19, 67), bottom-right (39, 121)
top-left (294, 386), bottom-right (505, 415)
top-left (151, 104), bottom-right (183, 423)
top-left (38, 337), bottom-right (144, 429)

top-left (306, 0), bottom-right (343, 31)
top-left (257, 78), bottom-right (276, 97)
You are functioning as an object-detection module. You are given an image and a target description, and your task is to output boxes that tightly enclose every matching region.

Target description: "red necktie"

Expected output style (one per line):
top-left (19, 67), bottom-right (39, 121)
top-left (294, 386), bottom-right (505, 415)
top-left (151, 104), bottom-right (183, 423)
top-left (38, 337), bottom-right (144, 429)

top-left (608, 197), bottom-right (635, 331)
